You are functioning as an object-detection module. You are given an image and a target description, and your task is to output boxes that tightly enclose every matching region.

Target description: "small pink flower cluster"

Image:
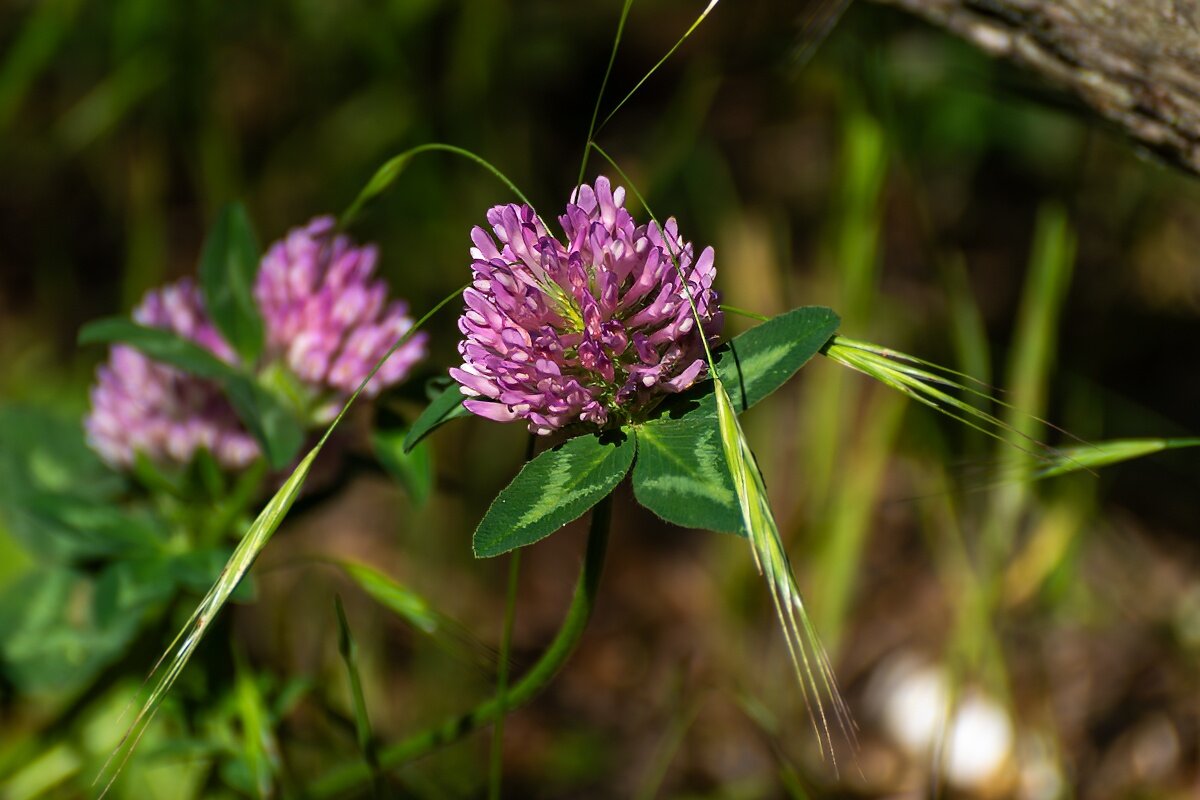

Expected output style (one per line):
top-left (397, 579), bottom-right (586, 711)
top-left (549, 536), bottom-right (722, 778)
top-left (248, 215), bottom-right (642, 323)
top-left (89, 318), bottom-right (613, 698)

top-left (86, 218), bottom-right (426, 469)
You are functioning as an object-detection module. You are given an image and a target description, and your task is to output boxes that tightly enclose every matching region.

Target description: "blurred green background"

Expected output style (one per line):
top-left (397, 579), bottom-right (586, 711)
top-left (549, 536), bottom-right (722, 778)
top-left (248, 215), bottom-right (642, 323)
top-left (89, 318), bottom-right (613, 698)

top-left (2, 0), bottom-right (1199, 797)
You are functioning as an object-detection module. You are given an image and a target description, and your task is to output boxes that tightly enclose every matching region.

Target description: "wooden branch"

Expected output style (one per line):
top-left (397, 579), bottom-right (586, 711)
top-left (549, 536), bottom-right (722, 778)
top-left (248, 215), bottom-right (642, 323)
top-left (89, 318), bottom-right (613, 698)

top-left (873, 0), bottom-right (1200, 176)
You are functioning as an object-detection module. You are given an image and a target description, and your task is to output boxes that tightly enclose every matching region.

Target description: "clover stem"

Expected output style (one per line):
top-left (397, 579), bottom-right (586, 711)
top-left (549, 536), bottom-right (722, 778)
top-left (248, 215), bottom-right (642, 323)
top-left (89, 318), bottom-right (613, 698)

top-left (309, 493), bottom-right (614, 797)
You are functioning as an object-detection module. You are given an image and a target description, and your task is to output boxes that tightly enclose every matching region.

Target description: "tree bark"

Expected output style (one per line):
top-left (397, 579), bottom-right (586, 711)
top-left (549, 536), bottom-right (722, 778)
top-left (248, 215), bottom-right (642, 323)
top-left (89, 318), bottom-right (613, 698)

top-left (873, 0), bottom-right (1200, 176)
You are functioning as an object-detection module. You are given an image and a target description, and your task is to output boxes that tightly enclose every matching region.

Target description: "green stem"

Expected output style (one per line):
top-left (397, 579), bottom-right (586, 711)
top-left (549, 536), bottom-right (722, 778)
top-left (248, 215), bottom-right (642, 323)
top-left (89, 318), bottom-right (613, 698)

top-left (488, 550), bottom-right (521, 800)
top-left (310, 494), bottom-right (614, 798)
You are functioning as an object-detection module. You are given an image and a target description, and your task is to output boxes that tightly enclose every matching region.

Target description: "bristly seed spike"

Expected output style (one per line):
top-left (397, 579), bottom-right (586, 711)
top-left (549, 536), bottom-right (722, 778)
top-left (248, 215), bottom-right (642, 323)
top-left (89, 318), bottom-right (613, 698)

top-left (588, 143), bottom-right (856, 765)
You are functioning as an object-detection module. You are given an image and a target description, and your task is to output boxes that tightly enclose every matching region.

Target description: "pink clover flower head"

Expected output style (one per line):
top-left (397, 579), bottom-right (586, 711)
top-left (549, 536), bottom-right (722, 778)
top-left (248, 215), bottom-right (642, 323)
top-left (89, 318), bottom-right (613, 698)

top-left (451, 176), bottom-right (723, 435)
top-left (254, 216), bottom-right (428, 401)
top-left (85, 278), bottom-right (260, 469)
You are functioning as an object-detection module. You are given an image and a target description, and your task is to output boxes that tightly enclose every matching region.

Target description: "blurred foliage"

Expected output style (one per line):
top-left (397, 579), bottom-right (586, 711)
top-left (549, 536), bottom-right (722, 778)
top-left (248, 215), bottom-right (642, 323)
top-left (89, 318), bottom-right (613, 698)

top-left (2, 0), bottom-right (1200, 797)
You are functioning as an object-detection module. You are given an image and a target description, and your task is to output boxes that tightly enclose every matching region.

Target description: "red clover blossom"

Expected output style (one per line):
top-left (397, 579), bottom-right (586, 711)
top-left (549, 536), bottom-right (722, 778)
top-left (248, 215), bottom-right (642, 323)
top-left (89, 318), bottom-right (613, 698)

top-left (451, 177), bottom-right (722, 434)
top-left (85, 279), bottom-right (260, 469)
top-left (86, 218), bottom-right (427, 469)
top-left (254, 216), bottom-right (428, 416)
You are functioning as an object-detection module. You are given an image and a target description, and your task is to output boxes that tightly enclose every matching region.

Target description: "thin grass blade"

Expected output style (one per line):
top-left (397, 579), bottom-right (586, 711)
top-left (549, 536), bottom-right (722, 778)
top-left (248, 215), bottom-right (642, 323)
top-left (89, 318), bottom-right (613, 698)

top-left (791, 0), bottom-right (854, 70)
top-left (233, 649), bottom-right (280, 799)
top-left (334, 595), bottom-right (384, 798)
top-left (576, 0), bottom-right (635, 187)
top-left (983, 204), bottom-right (1076, 573)
top-left (340, 143), bottom-right (534, 229)
top-left (337, 560), bottom-right (439, 635)
top-left (1030, 437), bottom-right (1200, 480)
top-left (594, 1), bottom-right (721, 135)
top-left (334, 558), bottom-right (497, 670)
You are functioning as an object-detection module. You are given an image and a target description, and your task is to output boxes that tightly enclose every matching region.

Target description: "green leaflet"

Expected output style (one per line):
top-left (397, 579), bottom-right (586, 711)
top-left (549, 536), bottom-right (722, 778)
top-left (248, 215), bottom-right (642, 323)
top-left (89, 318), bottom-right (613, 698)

top-left (399, 307), bottom-right (839, 462)
top-left (714, 305), bottom-right (841, 413)
top-left (0, 405), bottom-right (163, 563)
top-left (632, 306), bottom-right (840, 534)
top-left (403, 381), bottom-right (473, 453)
top-left (631, 410), bottom-right (741, 535)
top-left (3, 478), bottom-right (160, 563)
top-left (79, 318), bottom-right (304, 468)
top-left (0, 567), bottom-right (141, 693)
top-left (0, 405), bottom-right (123, 501)
top-left (473, 431), bottom-right (636, 558)
top-left (79, 318), bottom-right (243, 381)
top-left (199, 203), bottom-right (264, 365)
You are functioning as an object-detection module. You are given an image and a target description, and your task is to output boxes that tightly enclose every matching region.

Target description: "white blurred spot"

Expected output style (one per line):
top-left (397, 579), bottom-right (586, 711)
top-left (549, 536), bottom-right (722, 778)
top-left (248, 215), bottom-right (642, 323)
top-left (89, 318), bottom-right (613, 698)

top-left (867, 651), bottom-right (1015, 791)
top-left (873, 654), bottom-right (948, 754)
top-left (944, 693), bottom-right (1014, 789)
